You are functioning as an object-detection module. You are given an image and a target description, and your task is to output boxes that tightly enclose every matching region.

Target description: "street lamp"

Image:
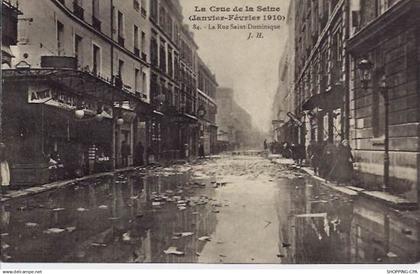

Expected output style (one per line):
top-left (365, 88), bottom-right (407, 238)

top-left (357, 58), bottom-right (389, 192)
top-left (357, 58), bottom-right (374, 90)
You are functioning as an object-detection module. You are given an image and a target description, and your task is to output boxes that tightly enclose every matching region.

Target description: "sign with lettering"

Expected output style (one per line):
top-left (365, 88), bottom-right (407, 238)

top-left (28, 87), bottom-right (113, 117)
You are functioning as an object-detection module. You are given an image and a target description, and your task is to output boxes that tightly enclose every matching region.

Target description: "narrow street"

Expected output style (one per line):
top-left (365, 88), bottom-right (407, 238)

top-left (1, 154), bottom-right (419, 264)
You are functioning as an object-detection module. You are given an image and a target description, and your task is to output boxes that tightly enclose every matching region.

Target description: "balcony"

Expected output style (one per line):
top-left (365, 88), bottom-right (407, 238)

top-left (73, 2), bottom-right (84, 20)
top-left (92, 16), bottom-right (101, 31)
top-left (118, 35), bottom-right (125, 47)
top-left (134, 47), bottom-right (140, 57)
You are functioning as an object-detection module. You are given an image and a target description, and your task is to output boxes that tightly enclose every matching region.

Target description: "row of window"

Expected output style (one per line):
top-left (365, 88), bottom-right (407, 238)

top-left (57, 19), bottom-right (148, 96)
top-left (150, 0), bottom-right (181, 47)
top-left (58, 0), bottom-right (149, 62)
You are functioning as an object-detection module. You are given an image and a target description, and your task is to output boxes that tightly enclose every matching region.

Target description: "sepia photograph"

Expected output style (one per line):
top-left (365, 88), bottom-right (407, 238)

top-left (1, 0), bottom-right (420, 272)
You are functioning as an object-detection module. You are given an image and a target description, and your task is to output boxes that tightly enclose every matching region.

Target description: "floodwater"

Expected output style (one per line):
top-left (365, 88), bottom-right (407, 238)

top-left (1, 155), bottom-right (419, 263)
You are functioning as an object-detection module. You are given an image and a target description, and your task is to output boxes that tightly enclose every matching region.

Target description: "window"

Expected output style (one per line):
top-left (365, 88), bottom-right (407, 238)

top-left (142, 71), bottom-right (147, 95)
top-left (92, 0), bottom-right (99, 17)
top-left (135, 68), bottom-right (140, 92)
top-left (73, 0), bottom-right (84, 20)
top-left (159, 6), bottom-right (165, 28)
top-left (133, 0), bottom-right (140, 11)
top-left (118, 59), bottom-right (124, 78)
top-left (92, 0), bottom-right (101, 31)
top-left (117, 11), bottom-right (124, 46)
top-left (372, 69), bottom-right (385, 137)
top-left (74, 34), bottom-right (82, 66)
top-left (141, 31), bottom-right (146, 53)
top-left (141, 0), bottom-right (147, 16)
top-left (150, 0), bottom-right (158, 21)
top-left (57, 21), bottom-right (64, 55)
top-left (134, 25), bottom-right (139, 56)
top-left (159, 40), bottom-right (166, 72)
top-left (168, 47), bottom-right (173, 77)
top-left (92, 44), bottom-right (101, 74)
top-left (151, 35), bottom-right (158, 67)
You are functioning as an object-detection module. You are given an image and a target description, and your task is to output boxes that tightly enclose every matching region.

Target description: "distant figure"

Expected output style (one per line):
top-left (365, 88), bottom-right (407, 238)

top-left (146, 146), bottom-right (155, 164)
top-left (199, 143), bottom-right (205, 159)
top-left (121, 140), bottom-right (130, 167)
top-left (334, 139), bottom-right (354, 185)
top-left (184, 143), bottom-right (190, 161)
top-left (308, 140), bottom-right (322, 175)
top-left (0, 143), bottom-right (10, 195)
top-left (320, 139), bottom-right (338, 180)
top-left (263, 139), bottom-right (268, 151)
top-left (134, 142), bottom-right (145, 166)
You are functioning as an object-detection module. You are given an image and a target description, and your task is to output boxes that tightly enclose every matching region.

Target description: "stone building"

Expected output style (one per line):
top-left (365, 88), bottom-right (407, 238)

top-left (2, 0), bottom-right (152, 184)
top-left (347, 0), bottom-right (420, 202)
top-left (294, 0), bottom-right (349, 147)
top-left (197, 56), bottom-right (218, 155)
top-left (1, 0), bottom-right (218, 185)
top-left (271, 0), bottom-right (296, 144)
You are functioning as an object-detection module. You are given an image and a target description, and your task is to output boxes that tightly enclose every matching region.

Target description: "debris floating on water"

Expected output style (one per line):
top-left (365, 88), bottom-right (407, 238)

top-left (163, 246), bottom-right (184, 256)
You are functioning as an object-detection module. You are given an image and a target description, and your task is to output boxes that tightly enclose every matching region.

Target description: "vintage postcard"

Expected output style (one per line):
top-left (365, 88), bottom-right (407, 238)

top-left (1, 0), bottom-right (420, 273)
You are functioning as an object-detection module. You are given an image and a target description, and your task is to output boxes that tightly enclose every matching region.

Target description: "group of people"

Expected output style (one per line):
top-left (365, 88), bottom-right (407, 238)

top-left (265, 138), bottom-right (355, 185)
top-left (307, 139), bottom-right (354, 185)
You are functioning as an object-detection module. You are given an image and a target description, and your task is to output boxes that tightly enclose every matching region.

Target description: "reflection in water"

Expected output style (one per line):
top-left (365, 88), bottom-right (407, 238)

top-left (0, 159), bottom-right (418, 263)
top-left (1, 169), bottom-right (217, 263)
top-left (285, 178), bottom-right (419, 264)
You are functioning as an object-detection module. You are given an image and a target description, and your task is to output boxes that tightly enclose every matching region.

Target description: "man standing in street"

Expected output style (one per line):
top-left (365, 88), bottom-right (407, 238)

top-left (121, 140), bottom-right (131, 168)
top-left (134, 141), bottom-right (144, 166)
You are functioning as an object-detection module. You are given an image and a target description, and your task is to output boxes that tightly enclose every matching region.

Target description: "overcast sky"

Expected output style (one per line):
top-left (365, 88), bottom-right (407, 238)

top-left (180, 0), bottom-right (291, 133)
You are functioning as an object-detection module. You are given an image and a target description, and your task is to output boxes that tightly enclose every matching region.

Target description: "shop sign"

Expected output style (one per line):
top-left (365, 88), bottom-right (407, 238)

top-left (28, 87), bottom-right (112, 117)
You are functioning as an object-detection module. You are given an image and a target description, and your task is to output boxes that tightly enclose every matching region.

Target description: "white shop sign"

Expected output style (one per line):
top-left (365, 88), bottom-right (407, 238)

top-left (27, 87), bottom-right (112, 117)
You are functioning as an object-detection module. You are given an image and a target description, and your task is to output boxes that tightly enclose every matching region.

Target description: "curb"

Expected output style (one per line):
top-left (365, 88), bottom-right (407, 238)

top-left (0, 166), bottom-right (139, 203)
top-left (272, 157), bottom-right (418, 211)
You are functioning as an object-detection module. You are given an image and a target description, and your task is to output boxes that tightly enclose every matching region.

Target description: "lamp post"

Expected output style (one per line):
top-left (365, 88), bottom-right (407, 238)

top-left (357, 58), bottom-right (389, 191)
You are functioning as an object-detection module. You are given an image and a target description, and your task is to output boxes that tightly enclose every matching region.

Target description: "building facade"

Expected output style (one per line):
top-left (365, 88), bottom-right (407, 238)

top-left (2, 0), bottom-right (217, 186)
top-left (294, 0), bottom-right (349, 148)
top-left (271, 0), bottom-right (296, 145)
top-left (197, 56), bottom-right (218, 155)
top-left (347, 0), bottom-right (420, 202)
top-left (288, 0), bottom-right (420, 204)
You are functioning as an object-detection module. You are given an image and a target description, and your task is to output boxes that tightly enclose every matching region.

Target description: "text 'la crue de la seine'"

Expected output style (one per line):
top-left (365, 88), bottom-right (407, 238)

top-left (189, 5), bottom-right (286, 37)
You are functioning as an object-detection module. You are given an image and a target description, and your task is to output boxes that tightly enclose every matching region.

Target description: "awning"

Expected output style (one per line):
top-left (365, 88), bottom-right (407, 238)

top-left (302, 93), bottom-right (323, 111)
top-left (302, 86), bottom-right (343, 111)
top-left (2, 68), bottom-right (138, 103)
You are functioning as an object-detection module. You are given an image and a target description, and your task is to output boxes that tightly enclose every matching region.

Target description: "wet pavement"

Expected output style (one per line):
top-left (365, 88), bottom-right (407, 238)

top-left (1, 155), bottom-right (419, 263)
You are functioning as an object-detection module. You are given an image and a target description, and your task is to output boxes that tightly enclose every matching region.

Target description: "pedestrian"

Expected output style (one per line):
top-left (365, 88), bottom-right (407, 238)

top-left (297, 143), bottom-right (306, 166)
top-left (334, 139), bottom-right (354, 185)
top-left (291, 143), bottom-right (298, 164)
top-left (134, 141), bottom-right (145, 166)
top-left (263, 139), bottom-right (268, 150)
top-left (307, 140), bottom-right (318, 173)
top-left (146, 146), bottom-right (155, 164)
top-left (184, 143), bottom-right (190, 161)
top-left (320, 139), bottom-right (337, 180)
top-left (0, 143), bottom-right (10, 195)
top-left (198, 143), bottom-right (205, 159)
top-left (121, 140), bottom-right (130, 167)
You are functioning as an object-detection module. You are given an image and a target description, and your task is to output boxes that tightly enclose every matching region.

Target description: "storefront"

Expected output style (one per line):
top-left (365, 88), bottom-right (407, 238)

top-left (301, 84), bottom-right (344, 144)
top-left (2, 68), bottom-right (132, 186)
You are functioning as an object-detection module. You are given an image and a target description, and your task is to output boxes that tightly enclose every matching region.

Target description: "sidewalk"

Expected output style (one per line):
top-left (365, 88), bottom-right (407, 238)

top-left (270, 155), bottom-right (418, 211)
top-left (0, 166), bottom-right (139, 203)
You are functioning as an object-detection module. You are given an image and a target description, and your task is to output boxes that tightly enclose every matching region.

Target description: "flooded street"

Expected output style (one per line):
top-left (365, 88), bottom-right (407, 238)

top-left (1, 155), bottom-right (419, 264)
